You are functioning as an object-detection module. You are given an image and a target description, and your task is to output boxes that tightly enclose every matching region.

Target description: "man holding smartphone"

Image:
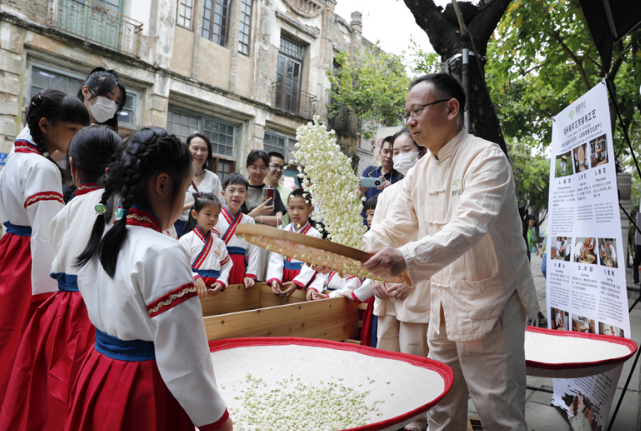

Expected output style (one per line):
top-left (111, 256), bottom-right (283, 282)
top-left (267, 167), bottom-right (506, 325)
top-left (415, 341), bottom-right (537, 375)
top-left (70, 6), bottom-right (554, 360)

top-left (358, 136), bottom-right (404, 225)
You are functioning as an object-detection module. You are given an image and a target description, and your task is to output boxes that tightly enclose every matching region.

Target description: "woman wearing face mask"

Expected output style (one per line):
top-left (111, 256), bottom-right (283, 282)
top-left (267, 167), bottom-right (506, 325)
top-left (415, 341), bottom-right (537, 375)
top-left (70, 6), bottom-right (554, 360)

top-left (77, 67), bottom-right (127, 131)
top-left (368, 128), bottom-right (429, 431)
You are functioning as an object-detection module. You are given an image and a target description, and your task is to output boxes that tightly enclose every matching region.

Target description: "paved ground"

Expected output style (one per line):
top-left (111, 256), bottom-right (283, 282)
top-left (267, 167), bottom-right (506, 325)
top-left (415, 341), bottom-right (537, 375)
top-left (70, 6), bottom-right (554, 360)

top-left (466, 253), bottom-right (641, 430)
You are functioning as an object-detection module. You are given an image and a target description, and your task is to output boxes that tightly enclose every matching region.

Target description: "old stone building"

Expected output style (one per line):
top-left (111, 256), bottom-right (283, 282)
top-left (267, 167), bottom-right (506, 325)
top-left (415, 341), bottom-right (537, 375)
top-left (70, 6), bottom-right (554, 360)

top-left (0, 0), bottom-right (375, 176)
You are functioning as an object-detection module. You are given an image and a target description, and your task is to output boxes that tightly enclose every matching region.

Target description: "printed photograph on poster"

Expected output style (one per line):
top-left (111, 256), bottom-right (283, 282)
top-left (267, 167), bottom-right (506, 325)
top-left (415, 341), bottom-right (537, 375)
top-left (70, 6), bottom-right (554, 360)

top-left (590, 134), bottom-right (608, 167)
top-left (572, 314), bottom-right (596, 333)
top-left (551, 307), bottom-right (570, 330)
top-left (572, 143), bottom-right (590, 173)
top-left (599, 322), bottom-right (625, 338)
top-left (560, 390), bottom-right (603, 431)
top-left (598, 238), bottom-right (618, 268)
top-left (554, 151), bottom-right (574, 178)
top-left (552, 236), bottom-right (572, 260)
top-left (573, 237), bottom-right (598, 264)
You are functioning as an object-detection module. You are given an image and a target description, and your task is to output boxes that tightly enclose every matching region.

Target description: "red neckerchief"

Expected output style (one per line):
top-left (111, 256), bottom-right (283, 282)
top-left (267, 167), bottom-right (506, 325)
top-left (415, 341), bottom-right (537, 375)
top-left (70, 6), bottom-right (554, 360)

top-left (221, 206), bottom-right (243, 244)
top-left (76, 182), bottom-right (100, 197)
top-left (124, 206), bottom-right (162, 233)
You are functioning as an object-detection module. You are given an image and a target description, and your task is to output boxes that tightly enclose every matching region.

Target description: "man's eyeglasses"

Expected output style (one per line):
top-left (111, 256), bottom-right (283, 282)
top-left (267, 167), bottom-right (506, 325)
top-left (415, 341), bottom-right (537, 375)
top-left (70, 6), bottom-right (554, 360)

top-left (269, 164), bottom-right (285, 171)
top-left (403, 99), bottom-right (450, 125)
top-left (249, 165), bottom-right (269, 173)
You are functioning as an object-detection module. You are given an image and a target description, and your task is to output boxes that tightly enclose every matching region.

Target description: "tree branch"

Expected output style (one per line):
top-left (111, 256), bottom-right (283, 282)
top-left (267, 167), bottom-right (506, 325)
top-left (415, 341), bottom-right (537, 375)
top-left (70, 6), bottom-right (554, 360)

top-left (467, 0), bottom-right (513, 52)
top-left (545, 30), bottom-right (591, 92)
top-left (402, 0), bottom-right (457, 55)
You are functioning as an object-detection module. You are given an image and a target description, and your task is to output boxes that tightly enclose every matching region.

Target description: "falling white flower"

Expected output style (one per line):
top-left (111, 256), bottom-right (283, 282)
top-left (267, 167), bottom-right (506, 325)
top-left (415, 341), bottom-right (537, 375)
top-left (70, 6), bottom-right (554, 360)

top-left (294, 116), bottom-right (368, 250)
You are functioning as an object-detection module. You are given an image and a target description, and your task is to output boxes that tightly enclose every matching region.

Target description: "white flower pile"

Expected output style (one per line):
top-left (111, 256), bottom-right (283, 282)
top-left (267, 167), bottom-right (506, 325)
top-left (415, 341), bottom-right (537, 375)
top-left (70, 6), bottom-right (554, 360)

top-left (294, 116), bottom-right (368, 250)
top-left (227, 373), bottom-right (384, 431)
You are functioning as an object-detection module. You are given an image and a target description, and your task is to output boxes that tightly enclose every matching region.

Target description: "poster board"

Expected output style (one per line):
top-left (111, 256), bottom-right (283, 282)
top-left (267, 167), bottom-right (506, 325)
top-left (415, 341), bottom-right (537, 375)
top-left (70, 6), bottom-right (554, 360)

top-left (546, 80), bottom-right (631, 429)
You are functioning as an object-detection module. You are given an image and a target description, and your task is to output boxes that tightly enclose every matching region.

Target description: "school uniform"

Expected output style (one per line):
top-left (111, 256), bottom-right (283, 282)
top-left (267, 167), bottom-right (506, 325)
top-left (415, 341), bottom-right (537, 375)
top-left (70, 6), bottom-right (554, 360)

top-left (0, 127), bottom-right (64, 405)
top-left (266, 222), bottom-right (320, 289)
top-left (365, 129), bottom-right (539, 431)
top-left (179, 225), bottom-right (232, 289)
top-left (66, 206), bottom-right (228, 431)
top-left (0, 185), bottom-right (101, 431)
top-left (325, 271), bottom-right (363, 297)
top-left (214, 206), bottom-right (258, 285)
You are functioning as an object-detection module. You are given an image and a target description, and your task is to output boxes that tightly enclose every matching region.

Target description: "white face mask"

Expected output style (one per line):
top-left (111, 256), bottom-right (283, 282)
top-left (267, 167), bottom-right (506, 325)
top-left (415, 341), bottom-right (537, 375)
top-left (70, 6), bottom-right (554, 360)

top-left (89, 95), bottom-right (119, 123)
top-left (393, 151), bottom-right (419, 175)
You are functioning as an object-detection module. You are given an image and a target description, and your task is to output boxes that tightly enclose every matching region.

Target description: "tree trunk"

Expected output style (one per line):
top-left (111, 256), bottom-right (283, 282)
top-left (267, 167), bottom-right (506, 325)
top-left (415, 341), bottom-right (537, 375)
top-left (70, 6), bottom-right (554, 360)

top-left (403, 0), bottom-right (512, 156)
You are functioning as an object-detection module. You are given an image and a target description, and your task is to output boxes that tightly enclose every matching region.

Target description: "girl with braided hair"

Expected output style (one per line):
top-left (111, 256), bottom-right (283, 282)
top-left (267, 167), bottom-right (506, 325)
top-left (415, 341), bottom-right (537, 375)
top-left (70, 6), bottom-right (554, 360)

top-left (0, 125), bottom-right (121, 431)
top-left (68, 128), bottom-right (232, 431)
top-left (0, 89), bottom-right (89, 405)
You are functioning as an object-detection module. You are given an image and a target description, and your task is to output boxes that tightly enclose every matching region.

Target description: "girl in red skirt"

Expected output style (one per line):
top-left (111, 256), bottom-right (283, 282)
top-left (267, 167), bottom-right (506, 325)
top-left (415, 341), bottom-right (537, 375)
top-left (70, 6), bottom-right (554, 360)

top-left (0, 90), bottom-right (89, 405)
top-left (68, 128), bottom-right (231, 431)
top-left (0, 126), bottom-right (121, 431)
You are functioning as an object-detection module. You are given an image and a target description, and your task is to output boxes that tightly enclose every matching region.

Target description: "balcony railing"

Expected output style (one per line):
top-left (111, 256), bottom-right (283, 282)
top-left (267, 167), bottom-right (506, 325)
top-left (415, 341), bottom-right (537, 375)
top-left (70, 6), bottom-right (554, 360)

top-left (48, 0), bottom-right (143, 58)
top-left (328, 107), bottom-right (351, 134)
top-left (272, 82), bottom-right (317, 119)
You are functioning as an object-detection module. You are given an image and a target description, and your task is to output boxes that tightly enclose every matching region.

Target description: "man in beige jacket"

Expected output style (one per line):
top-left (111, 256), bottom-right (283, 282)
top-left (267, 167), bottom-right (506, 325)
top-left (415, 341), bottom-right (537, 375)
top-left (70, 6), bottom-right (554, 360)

top-left (363, 73), bottom-right (539, 431)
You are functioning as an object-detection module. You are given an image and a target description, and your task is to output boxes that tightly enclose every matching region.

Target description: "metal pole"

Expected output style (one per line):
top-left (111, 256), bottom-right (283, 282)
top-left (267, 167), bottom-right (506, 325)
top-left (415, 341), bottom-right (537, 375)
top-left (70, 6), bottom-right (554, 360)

top-left (462, 48), bottom-right (470, 131)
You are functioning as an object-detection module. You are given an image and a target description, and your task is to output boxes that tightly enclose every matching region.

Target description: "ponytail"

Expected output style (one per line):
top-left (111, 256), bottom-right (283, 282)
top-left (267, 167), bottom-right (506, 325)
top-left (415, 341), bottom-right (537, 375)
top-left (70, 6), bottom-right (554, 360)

top-left (76, 127), bottom-right (192, 277)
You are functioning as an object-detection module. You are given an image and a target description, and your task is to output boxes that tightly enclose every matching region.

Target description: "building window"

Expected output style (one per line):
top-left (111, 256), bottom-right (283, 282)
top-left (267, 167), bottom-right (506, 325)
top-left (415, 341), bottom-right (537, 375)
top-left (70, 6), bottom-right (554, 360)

top-left (280, 36), bottom-right (304, 61)
top-left (167, 107), bottom-right (237, 178)
top-left (30, 66), bottom-right (136, 126)
top-left (263, 131), bottom-right (297, 163)
top-left (238, 0), bottom-right (253, 55)
top-left (274, 36), bottom-right (304, 114)
top-left (202, 0), bottom-right (230, 47)
top-left (118, 90), bottom-right (136, 126)
top-left (177, 0), bottom-right (194, 29)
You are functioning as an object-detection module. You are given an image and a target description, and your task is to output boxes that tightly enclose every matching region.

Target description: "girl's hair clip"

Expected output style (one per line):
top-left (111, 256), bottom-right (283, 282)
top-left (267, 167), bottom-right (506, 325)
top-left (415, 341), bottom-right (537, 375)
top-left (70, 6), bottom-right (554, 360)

top-left (95, 204), bottom-right (106, 215)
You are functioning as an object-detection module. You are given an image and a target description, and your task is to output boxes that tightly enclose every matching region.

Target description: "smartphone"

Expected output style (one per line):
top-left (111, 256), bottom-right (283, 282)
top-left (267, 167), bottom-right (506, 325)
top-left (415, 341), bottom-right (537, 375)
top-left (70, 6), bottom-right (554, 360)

top-left (360, 177), bottom-right (383, 188)
top-left (263, 187), bottom-right (275, 202)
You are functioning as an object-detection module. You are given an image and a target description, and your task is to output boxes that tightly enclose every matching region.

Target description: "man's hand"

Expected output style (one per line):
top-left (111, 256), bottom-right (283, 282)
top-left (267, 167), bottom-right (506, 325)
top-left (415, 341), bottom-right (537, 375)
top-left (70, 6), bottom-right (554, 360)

top-left (208, 282), bottom-right (225, 296)
top-left (379, 176), bottom-right (391, 190)
top-left (387, 283), bottom-right (410, 300)
top-left (280, 281), bottom-right (298, 298)
top-left (372, 283), bottom-right (390, 300)
top-left (362, 247), bottom-right (407, 279)
top-left (195, 278), bottom-right (208, 300)
top-left (243, 277), bottom-right (255, 289)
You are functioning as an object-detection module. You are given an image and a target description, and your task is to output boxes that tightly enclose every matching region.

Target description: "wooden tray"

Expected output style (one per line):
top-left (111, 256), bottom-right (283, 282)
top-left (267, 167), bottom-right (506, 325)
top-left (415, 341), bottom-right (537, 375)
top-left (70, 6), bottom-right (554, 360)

top-left (236, 224), bottom-right (412, 285)
top-left (525, 326), bottom-right (637, 378)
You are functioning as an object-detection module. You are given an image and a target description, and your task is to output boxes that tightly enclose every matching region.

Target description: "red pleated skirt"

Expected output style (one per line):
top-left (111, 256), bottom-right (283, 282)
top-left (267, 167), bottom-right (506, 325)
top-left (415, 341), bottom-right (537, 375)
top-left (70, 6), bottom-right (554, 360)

top-left (0, 233), bottom-right (52, 406)
top-left (282, 267), bottom-right (301, 283)
top-left (0, 291), bottom-right (95, 431)
top-left (64, 346), bottom-right (194, 431)
top-left (227, 253), bottom-right (247, 285)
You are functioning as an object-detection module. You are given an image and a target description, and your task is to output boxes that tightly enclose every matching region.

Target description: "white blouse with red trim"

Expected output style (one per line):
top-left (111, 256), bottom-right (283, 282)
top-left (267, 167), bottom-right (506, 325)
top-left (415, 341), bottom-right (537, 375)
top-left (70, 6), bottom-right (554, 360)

top-left (179, 226), bottom-right (233, 288)
top-left (0, 126), bottom-right (64, 295)
top-left (214, 206), bottom-right (259, 279)
top-left (77, 219), bottom-right (228, 428)
top-left (265, 222), bottom-right (321, 289)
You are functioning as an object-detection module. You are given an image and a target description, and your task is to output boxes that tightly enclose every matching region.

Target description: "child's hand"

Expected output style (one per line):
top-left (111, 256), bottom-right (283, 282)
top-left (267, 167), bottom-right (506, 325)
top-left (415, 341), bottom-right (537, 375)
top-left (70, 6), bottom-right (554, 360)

top-left (195, 278), bottom-right (208, 300)
top-left (271, 280), bottom-right (282, 295)
top-left (243, 277), bottom-right (255, 289)
top-left (340, 290), bottom-right (354, 300)
top-left (306, 289), bottom-right (326, 301)
top-left (280, 281), bottom-right (298, 298)
top-left (208, 283), bottom-right (225, 296)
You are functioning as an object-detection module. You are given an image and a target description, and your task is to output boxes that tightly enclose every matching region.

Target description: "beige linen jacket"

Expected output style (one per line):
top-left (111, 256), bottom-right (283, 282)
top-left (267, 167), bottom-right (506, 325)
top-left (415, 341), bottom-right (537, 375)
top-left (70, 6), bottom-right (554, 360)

top-left (365, 129), bottom-right (539, 341)
top-left (372, 182), bottom-right (431, 323)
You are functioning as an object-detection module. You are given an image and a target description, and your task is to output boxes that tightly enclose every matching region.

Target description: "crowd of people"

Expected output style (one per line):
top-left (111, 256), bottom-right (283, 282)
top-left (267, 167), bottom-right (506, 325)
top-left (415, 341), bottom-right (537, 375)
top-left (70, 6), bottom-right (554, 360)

top-left (0, 68), bottom-right (540, 431)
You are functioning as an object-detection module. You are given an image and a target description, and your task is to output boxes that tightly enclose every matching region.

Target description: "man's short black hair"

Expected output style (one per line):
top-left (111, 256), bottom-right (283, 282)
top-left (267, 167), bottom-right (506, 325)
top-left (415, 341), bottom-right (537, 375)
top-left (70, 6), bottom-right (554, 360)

top-left (268, 151), bottom-right (286, 162)
top-left (410, 73), bottom-right (466, 119)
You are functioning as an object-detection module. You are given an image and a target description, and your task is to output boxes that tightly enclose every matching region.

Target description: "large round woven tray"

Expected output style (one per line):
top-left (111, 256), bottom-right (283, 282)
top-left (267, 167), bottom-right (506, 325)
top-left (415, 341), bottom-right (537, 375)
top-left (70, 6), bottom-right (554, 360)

top-left (525, 326), bottom-right (637, 378)
top-left (236, 224), bottom-right (412, 285)
top-left (209, 337), bottom-right (453, 430)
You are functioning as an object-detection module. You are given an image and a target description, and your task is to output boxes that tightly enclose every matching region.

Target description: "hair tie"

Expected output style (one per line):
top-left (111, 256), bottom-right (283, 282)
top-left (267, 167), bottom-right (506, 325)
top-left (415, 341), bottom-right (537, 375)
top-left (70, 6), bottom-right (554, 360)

top-left (95, 204), bottom-right (106, 215)
top-left (105, 167), bottom-right (109, 172)
top-left (115, 208), bottom-right (129, 220)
